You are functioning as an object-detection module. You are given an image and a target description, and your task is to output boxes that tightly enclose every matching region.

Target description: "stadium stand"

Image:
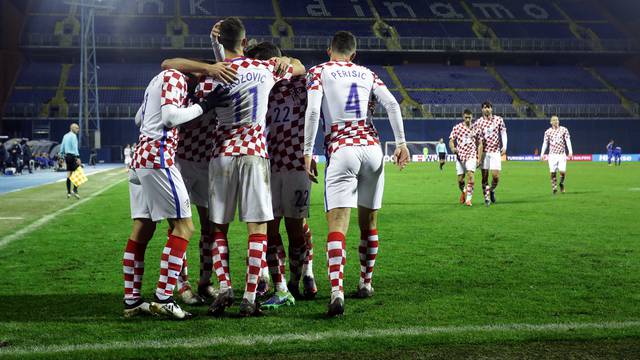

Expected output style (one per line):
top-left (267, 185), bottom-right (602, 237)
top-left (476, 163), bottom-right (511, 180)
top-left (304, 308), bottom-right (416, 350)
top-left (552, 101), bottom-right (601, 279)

top-left (2, 0), bottom-right (639, 158)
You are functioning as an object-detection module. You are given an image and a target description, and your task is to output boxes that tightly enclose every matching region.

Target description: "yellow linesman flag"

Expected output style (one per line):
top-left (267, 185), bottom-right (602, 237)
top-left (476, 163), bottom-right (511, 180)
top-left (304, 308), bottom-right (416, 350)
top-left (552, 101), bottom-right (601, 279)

top-left (69, 167), bottom-right (88, 187)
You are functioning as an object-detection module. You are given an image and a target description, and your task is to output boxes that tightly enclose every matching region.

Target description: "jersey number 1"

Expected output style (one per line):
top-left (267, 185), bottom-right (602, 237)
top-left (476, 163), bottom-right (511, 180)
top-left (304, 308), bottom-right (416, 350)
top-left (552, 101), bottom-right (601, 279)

top-left (344, 83), bottom-right (362, 118)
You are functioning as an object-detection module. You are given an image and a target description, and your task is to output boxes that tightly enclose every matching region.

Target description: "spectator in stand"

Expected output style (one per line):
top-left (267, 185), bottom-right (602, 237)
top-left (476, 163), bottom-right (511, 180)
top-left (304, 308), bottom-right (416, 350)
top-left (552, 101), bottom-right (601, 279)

top-left (0, 141), bottom-right (7, 175)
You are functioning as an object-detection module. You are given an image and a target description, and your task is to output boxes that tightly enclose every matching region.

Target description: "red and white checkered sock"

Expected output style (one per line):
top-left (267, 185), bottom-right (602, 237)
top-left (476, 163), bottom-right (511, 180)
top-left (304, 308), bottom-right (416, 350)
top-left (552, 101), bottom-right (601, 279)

top-left (358, 229), bottom-right (379, 287)
top-left (211, 231), bottom-right (231, 291)
top-left (198, 233), bottom-right (214, 287)
top-left (123, 239), bottom-right (147, 305)
top-left (155, 234), bottom-right (189, 301)
top-left (244, 233), bottom-right (267, 303)
top-left (327, 232), bottom-right (346, 296)
top-left (266, 233), bottom-right (287, 292)
top-left (302, 223), bottom-right (314, 277)
top-left (466, 180), bottom-right (474, 201)
top-left (551, 173), bottom-right (557, 190)
top-left (288, 241), bottom-right (306, 285)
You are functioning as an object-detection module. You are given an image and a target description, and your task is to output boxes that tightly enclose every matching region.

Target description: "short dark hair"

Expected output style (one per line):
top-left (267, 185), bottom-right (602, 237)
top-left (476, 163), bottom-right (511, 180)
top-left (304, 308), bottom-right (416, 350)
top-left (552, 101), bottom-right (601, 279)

top-left (463, 109), bottom-right (472, 116)
top-left (219, 17), bottom-right (245, 51)
top-left (331, 31), bottom-right (356, 54)
top-left (246, 42), bottom-right (281, 60)
top-left (481, 101), bottom-right (492, 109)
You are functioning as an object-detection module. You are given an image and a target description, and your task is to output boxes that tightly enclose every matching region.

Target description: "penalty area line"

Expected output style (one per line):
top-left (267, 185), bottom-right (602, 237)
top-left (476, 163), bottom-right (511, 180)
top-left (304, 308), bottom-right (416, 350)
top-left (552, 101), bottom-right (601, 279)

top-left (1, 320), bottom-right (640, 355)
top-left (0, 176), bottom-right (127, 250)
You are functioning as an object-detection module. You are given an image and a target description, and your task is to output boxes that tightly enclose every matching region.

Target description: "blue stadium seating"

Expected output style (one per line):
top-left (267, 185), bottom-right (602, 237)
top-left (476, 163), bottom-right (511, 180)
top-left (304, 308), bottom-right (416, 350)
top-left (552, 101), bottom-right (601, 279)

top-left (497, 66), bottom-right (603, 89)
top-left (409, 91), bottom-right (512, 105)
top-left (596, 67), bottom-right (640, 89)
top-left (395, 65), bottom-right (500, 89)
top-left (556, 1), bottom-right (604, 21)
top-left (489, 22), bottom-right (574, 38)
top-left (288, 20), bottom-right (374, 36)
top-left (518, 91), bottom-right (619, 104)
top-left (280, 0), bottom-right (373, 17)
top-left (9, 90), bottom-right (56, 104)
top-left (15, 63), bottom-right (61, 87)
top-left (389, 21), bottom-right (475, 38)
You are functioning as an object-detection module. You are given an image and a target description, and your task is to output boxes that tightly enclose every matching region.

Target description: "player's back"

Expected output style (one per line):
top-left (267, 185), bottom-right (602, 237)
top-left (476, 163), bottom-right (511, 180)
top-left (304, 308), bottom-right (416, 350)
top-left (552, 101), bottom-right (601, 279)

top-left (266, 76), bottom-right (307, 171)
top-left (307, 61), bottom-right (381, 156)
top-left (211, 57), bottom-right (292, 158)
top-left (132, 69), bottom-right (187, 168)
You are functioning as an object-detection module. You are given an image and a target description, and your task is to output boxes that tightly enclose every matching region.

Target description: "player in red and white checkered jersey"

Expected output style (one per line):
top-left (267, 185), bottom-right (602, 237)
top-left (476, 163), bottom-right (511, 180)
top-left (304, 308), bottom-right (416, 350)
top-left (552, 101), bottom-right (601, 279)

top-left (303, 31), bottom-right (409, 317)
top-left (202, 17), bottom-right (307, 317)
top-left (123, 67), bottom-right (231, 320)
top-left (475, 101), bottom-right (508, 206)
top-left (540, 115), bottom-right (573, 194)
top-left (226, 42), bottom-right (317, 309)
top-left (449, 109), bottom-right (484, 207)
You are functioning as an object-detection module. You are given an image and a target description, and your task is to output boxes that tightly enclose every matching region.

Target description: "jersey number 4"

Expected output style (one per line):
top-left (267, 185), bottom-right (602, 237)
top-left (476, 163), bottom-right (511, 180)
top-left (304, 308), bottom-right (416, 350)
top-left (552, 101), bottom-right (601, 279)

top-left (344, 83), bottom-right (362, 118)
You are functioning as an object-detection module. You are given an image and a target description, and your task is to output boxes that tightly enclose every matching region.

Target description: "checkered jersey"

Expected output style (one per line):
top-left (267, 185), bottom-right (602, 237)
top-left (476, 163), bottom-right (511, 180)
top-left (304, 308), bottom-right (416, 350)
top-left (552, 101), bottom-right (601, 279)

top-left (211, 57), bottom-right (294, 158)
top-left (213, 123), bottom-right (268, 157)
top-left (131, 69), bottom-right (187, 169)
top-left (177, 77), bottom-right (217, 163)
top-left (449, 122), bottom-right (479, 161)
top-left (544, 126), bottom-right (571, 155)
top-left (306, 61), bottom-right (383, 158)
top-left (324, 120), bottom-right (380, 157)
top-left (266, 76), bottom-right (307, 172)
top-left (475, 115), bottom-right (506, 153)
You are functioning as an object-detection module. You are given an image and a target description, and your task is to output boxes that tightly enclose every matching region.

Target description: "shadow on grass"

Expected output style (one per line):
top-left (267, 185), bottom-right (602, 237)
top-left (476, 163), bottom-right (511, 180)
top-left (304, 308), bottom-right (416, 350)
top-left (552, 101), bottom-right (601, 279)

top-left (0, 293), bottom-right (338, 323)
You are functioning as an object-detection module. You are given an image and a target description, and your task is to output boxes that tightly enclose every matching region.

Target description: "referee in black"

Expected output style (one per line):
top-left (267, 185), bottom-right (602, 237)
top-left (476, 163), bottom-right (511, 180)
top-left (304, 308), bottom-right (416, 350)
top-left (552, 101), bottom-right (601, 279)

top-left (60, 123), bottom-right (82, 198)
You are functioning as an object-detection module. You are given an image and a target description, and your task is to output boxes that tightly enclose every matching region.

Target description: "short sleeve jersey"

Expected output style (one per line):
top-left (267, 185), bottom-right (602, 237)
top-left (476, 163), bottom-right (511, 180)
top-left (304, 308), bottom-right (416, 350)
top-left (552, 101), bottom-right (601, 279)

top-left (265, 75), bottom-right (307, 172)
top-left (210, 57), bottom-right (293, 158)
top-left (449, 122), bottom-right (479, 161)
top-left (306, 61), bottom-right (382, 158)
top-left (544, 126), bottom-right (571, 155)
top-left (176, 77), bottom-right (218, 163)
top-left (131, 69), bottom-right (187, 169)
top-left (475, 115), bottom-right (506, 153)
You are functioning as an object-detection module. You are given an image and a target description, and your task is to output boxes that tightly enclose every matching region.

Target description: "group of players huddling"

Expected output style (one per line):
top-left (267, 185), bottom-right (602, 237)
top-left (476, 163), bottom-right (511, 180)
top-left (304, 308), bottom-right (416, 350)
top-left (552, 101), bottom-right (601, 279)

top-left (449, 104), bottom-right (573, 206)
top-left (122, 17), bottom-right (408, 319)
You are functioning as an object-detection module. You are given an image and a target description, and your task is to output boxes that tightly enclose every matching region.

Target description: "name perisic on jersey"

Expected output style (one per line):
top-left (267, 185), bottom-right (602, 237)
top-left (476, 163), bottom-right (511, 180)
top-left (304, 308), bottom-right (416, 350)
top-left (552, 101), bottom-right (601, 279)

top-left (330, 69), bottom-right (368, 80)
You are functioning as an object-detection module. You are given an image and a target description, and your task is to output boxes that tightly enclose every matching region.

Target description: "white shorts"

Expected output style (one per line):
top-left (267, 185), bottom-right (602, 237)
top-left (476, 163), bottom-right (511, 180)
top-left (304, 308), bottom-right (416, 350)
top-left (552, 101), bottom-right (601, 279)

top-left (208, 155), bottom-right (273, 224)
top-left (129, 182), bottom-right (151, 219)
top-left (325, 145), bottom-right (384, 211)
top-left (456, 158), bottom-right (477, 176)
top-left (271, 170), bottom-right (311, 219)
top-left (132, 167), bottom-right (192, 222)
top-left (482, 152), bottom-right (502, 171)
top-left (548, 154), bottom-right (567, 173)
top-left (176, 158), bottom-right (209, 208)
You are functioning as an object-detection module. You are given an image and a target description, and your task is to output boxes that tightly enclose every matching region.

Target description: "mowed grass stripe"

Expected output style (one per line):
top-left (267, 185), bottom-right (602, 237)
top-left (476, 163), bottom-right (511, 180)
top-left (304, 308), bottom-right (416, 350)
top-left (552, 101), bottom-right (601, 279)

top-left (2, 320), bottom-right (640, 356)
top-left (0, 177), bottom-right (127, 249)
top-left (0, 168), bottom-right (126, 239)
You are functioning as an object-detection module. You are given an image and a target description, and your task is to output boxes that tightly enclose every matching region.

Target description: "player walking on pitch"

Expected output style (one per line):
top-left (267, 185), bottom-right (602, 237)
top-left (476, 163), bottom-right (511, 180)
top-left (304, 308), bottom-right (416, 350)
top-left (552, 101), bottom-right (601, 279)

top-left (540, 115), bottom-right (573, 194)
top-left (204, 17), bottom-right (306, 317)
top-left (303, 31), bottom-right (409, 316)
top-left (450, 109), bottom-right (482, 206)
top-left (122, 65), bottom-right (231, 320)
top-left (475, 101), bottom-right (507, 206)
top-left (436, 138), bottom-right (448, 171)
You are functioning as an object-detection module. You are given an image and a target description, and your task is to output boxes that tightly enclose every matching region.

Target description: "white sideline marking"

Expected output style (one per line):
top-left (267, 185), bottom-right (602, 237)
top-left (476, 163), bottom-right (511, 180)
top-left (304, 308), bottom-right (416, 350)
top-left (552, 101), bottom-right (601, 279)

top-left (1, 320), bottom-right (639, 355)
top-left (0, 217), bottom-right (23, 220)
top-left (1, 166), bottom-right (120, 195)
top-left (0, 176), bottom-right (127, 250)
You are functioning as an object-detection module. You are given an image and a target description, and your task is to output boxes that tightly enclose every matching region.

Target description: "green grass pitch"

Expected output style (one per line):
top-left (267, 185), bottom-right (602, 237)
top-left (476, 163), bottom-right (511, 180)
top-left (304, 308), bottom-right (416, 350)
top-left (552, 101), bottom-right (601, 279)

top-left (0, 162), bottom-right (639, 359)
